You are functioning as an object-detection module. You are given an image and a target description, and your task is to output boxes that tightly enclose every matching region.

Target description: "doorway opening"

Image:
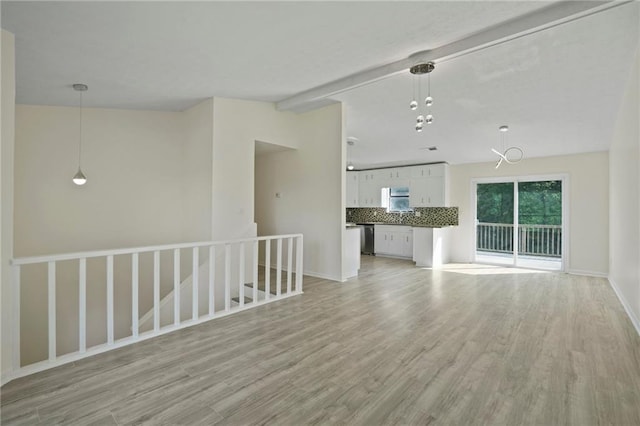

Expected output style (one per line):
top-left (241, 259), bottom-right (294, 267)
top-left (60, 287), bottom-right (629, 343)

top-left (474, 176), bottom-right (566, 271)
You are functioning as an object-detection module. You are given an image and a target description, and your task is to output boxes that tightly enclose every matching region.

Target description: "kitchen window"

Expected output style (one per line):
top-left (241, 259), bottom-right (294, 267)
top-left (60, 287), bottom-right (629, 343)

top-left (382, 187), bottom-right (412, 212)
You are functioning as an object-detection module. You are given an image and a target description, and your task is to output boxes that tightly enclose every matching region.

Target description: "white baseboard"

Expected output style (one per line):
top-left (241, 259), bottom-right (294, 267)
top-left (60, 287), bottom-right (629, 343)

top-left (258, 262), bottom-right (341, 282)
top-left (608, 277), bottom-right (640, 337)
top-left (303, 269), bottom-right (341, 282)
top-left (1, 371), bottom-right (15, 387)
top-left (567, 269), bottom-right (609, 278)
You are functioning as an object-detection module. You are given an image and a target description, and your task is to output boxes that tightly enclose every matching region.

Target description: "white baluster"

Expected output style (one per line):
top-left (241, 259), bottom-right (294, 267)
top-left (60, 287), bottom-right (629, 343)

top-left (225, 244), bottom-right (231, 311)
top-left (107, 255), bottom-right (114, 345)
top-left (209, 246), bottom-right (215, 316)
top-left (48, 261), bottom-right (56, 360)
top-left (79, 258), bottom-right (86, 353)
top-left (153, 251), bottom-right (160, 332)
top-left (287, 237), bottom-right (293, 294)
top-left (192, 247), bottom-right (199, 320)
top-left (265, 241), bottom-right (271, 301)
top-left (253, 241), bottom-right (259, 303)
top-left (132, 253), bottom-right (139, 338)
top-left (276, 238), bottom-right (282, 297)
top-left (12, 265), bottom-right (21, 369)
top-left (173, 249), bottom-right (180, 326)
top-left (295, 236), bottom-right (303, 293)
top-left (239, 243), bottom-right (245, 307)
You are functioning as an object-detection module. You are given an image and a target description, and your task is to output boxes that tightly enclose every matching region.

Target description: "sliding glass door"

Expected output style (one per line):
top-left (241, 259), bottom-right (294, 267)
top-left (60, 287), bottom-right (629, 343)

top-left (475, 177), bottom-right (565, 270)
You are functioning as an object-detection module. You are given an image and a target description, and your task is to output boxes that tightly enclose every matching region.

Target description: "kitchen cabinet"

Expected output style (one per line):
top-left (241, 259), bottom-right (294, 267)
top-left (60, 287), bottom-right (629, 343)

top-left (410, 176), bottom-right (445, 207)
top-left (409, 163), bottom-right (448, 207)
top-left (413, 227), bottom-right (449, 267)
top-left (358, 170), bottom-right (383, 207)
top-left (380, 167), bottom-right (410, 188)
top-left (346, 171), bottom-right (359, 207)
top-left (375, 225), bottom-right (412, 258)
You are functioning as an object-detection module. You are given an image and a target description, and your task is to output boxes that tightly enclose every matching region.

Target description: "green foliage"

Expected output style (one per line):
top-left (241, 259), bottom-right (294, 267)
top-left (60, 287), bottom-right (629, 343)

top-left (477, 181), bottom-right (561, 225)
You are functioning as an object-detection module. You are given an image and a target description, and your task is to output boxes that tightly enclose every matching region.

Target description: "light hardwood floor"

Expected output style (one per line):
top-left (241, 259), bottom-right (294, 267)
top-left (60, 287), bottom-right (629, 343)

top-left (2, 256), bottom-right (640, 425)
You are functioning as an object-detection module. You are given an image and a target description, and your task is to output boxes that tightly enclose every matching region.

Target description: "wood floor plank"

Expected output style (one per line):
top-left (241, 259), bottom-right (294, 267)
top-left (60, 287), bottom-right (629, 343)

top-left (2, 256), bottom-right (640, 425)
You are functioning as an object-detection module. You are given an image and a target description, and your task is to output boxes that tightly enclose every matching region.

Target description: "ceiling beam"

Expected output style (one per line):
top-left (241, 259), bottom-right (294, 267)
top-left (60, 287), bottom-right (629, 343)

top-left (276, 0), bottom-right (622, 112)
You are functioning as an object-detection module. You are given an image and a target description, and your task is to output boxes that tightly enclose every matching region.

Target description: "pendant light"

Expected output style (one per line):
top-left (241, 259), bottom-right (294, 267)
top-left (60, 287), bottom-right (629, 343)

top-left (346, 138), bottom-right (355, 170)
top-left (409, 62), bottom-right (435, 132)
top-left (72, 83), bottom-right (88, 185)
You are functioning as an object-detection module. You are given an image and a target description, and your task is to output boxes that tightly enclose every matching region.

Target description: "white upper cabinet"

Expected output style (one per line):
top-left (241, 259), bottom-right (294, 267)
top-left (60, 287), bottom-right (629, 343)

top-left (358, 170), bottom-right (382, 207)
top-left (354, 163), bottom-right (448, 208)
top-left (346, 171), bottom-right (359, 207)
top-left (410, 163), bottom-right (446, 178)
top-left (409, 164), bottom-right (449, 207)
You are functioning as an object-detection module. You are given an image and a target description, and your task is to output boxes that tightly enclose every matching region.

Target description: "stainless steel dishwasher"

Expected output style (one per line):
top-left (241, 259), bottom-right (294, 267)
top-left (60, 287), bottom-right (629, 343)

top-left (360, 224), bottom-right (375, 255)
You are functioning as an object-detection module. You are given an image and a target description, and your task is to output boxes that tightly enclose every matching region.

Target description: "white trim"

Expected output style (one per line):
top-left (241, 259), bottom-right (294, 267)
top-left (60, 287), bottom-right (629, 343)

top-left (303, 269), bottom-right (342, 282)
top-left (608, 277), bottom-right (640, 337)
top-left (471, 174), bottom-right (569, 272)
top-left (3, 291), bottom-right (303, 385)
top-left (567, 269), bottom-right (609, 278)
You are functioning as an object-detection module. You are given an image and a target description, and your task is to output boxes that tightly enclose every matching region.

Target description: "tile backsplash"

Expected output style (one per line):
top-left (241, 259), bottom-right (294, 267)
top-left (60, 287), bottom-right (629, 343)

top-left (346, 207), bottom-right (458, 227)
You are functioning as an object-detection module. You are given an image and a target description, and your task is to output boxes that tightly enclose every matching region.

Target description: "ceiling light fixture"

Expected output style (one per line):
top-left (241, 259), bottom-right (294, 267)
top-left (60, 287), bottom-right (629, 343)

top-left (72, 83), bottom-right (88, 185)
top-left (409, 62), bottom-right (435, 133)
top-left (492, 125), bottom-right (524, 169)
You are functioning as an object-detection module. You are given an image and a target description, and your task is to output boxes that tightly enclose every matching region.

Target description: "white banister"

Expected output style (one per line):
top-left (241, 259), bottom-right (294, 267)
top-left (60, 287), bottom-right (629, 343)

top-left (8, 234), bottom-right (304, 382)
top-left (173, 249), bottom-right (180, 326)
top-left (47, 261), bottom-right (56, 361)
top-left (192, 247), bottom-right (199, 321)
top-left (132, 253), bottom-right (139, 338)
top-left (79, 258), bottom-right (87, 353)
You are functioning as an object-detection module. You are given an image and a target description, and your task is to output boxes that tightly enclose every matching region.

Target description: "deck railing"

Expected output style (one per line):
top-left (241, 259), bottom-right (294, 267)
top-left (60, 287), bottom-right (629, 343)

top-left (477, 223), bottom-right (562, 257)
top-left (9, 234), bottom-right (303, 380)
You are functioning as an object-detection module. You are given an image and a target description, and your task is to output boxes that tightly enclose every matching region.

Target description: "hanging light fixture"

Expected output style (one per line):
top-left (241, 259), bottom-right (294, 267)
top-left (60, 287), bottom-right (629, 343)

top-left (72, 83), bottom-right (88, 185)
top-left (492, 125), bottom-right (524, 169)
top-left (346, 138), bottom-right (356, 170)
top-left (409, 62), bottom-right (435, 132)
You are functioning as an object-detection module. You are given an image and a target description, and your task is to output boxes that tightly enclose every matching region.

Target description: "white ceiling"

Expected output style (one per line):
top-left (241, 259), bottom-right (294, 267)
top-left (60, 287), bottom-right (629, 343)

top-left (2, 1), bottom-right (639, 166)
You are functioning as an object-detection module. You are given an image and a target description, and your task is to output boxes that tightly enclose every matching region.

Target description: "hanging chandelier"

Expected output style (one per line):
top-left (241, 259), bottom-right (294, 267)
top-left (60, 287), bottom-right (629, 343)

top-left (409, 62), bottom-right (435, 133)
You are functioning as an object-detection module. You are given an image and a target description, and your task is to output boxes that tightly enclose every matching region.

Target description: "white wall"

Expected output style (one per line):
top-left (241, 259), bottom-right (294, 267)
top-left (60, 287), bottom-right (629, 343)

top-left (1, 29), bottom-right (16, 383)
top-left (182, 98), bottom-right (213, 242)
top-left (255, 103), bottom-right (344, 281)
top-left (609, 48), bottom-right (640, 334)
top-left (449, 152), bottom-right (609, 275)
top-left (13, 102), bottom-right (213, 365)
top-left (211, 97), bottom-right (299, 241)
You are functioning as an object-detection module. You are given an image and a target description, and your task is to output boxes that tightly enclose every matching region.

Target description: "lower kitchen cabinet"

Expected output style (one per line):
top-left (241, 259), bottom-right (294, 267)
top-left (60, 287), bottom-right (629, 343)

top-left (375, 225), bottom-right (413, 258)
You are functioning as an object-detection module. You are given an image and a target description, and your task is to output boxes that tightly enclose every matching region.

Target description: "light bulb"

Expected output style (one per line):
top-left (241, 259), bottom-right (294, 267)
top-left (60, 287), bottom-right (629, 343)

top-left (425, 114), bottom-right (433, 124)
top-left (425, 96), bottom-right (433, 106)
top-left (415, 123), bottom-right (423, 132)
top-left (409, 100), bottom-right (418, 110)
top-left (347, 162), bottom-right (354, 171)
top-left (416, 115), bottom-right (424, 123)
top-left (72, 169), bottom-right (87, 185)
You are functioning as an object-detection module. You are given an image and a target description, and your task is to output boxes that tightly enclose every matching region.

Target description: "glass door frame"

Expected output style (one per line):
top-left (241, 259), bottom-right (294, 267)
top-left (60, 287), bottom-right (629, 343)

top-left (471, 173), bottom-right (569, 271)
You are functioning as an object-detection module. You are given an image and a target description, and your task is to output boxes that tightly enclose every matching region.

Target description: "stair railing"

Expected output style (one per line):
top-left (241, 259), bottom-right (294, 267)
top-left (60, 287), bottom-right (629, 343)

top-left (9, 233), bottom-right (303, 381)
